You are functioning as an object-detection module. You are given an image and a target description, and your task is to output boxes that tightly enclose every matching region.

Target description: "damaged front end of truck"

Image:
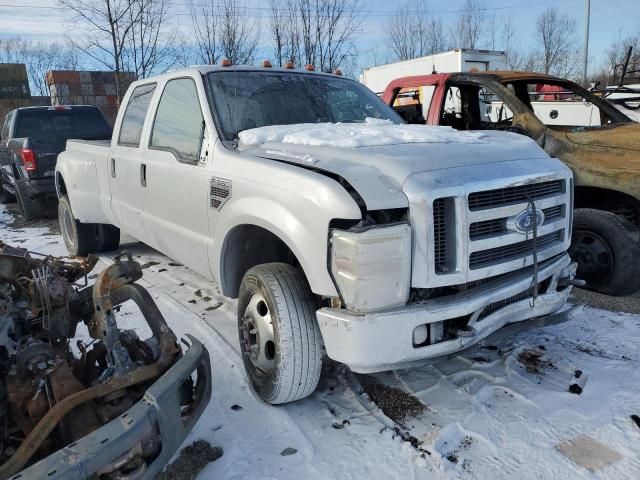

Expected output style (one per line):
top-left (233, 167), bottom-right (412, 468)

top-left (0, 243), bottom-right (211, 479)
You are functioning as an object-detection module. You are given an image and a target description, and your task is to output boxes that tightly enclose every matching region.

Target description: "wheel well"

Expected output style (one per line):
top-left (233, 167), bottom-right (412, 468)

top-left (220, 225), bottom-right (302, 298)
top-left (56, 173), bottom-right (67, 197)
top-left (574, 186), bottom-right (640, 226)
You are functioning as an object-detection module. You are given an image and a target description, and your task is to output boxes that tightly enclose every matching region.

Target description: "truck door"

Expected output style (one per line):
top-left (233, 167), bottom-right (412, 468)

top-left (109, 83), bottom-right (157, 242)
top-left (140, 76), bottom-right (212, 278)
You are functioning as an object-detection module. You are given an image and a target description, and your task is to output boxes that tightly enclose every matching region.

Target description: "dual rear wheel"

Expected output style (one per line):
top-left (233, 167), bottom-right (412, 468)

top-left (58, 195), bottom-right (120, 256)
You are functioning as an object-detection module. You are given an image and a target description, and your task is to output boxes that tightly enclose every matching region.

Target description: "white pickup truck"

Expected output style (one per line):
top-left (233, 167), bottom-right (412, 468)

top-left (56, 65), bottom-right (577, 404)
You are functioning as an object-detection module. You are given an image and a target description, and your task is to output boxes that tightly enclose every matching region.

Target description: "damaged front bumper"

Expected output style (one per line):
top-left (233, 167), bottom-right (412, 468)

top-left (317, 253), bottom-right (577, 373)
top-left (15, 335), bottom-right (211, 480)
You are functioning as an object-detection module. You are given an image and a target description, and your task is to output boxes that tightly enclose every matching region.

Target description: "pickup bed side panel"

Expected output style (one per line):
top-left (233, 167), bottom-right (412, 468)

top-left (57, 142), bottom-right (113, 224)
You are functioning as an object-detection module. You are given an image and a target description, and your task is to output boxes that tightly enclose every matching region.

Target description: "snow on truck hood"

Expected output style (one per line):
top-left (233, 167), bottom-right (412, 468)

top-left (238, 119), bottom-right (551, 210)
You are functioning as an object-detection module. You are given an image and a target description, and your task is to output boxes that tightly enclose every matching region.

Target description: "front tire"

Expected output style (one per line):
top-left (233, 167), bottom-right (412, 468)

top-left (58, 195), bottom-right (120, 256)
top-left (569, 208), bottom-right (640, 296)
top-left (238, 263), bottom-right (323, 404)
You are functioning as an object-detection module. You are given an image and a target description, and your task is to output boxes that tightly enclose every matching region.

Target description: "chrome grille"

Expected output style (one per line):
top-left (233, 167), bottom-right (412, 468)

top-left (469, 230), bottom-right (564, 270)
top-left (469, 205), bottom-right (565, 240)
top-left (433, 198), bottom-right (448, 273)
top-left (468, 180), bottom-right (564, 211)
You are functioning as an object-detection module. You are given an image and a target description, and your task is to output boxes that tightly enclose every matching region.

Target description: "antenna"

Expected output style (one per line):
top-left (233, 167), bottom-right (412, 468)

top-left (432, 60), bottom-right (437, 74)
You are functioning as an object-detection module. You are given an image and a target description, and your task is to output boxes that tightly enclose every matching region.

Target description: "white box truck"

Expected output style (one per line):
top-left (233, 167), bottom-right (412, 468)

top-left (360, 48), bottom-right (508, 95)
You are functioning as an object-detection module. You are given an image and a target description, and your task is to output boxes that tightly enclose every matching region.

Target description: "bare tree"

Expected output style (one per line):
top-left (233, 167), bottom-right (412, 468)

top-left (602, 31), bottom-right (640, 83)
top-left (189, 0), bottom-right (259, 65)
top-left (190, 0), bottom-right (221, 64)
top-left (219, 0), bottom-right (260, 64)
top-left (126, 0), bottom-right (175, 78)
top-left (0, 38), bottom-right (79, 96)
top-left (58, 0), bottom-right (147, 100)
top-left (535, 7), bottom-right (578, 76)
top-left (386, 1), bottom-right (448, 61)
top-left (451, 0), bottom-right (487, 49)
top-left (386, 1), bottom-right (427, 61)
top-left (269, 0), bottom-right (301, 66)
top-left (295, 0), bottom-right (363, 72)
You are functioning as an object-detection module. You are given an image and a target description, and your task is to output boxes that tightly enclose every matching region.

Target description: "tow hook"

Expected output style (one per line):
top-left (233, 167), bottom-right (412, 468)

top-left (558, 278), bottom-right (587, 288)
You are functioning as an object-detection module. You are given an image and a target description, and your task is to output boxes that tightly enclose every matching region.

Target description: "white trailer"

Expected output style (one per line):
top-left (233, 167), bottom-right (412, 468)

top-left (360, 49), bottom-right (508, 95)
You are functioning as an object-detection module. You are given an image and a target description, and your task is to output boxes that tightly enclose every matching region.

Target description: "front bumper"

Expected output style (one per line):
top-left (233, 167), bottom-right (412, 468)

top-left (317, 254), bottom-right (577, 373)
top-left (18, 335), bottom-right (212, 480)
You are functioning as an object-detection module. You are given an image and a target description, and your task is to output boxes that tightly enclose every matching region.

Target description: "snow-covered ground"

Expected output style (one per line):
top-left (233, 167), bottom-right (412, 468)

top-left (2, 204), bottom-right (640, 479)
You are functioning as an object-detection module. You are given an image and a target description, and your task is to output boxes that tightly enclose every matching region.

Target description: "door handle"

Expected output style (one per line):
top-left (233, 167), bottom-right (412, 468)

top-left (140, 163), bottom-right (146, 187)
top-left (110, 158), bottom-right (116, 178)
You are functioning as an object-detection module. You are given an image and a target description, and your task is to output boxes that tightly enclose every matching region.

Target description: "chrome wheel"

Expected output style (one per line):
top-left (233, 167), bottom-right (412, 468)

top-left (240, 293), bottom-right (276, 374)
top-left (61, 202), bottom-right (76, 249)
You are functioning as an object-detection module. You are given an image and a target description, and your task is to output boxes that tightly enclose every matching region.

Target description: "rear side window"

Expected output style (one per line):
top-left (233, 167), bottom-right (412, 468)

top-left (150, 78), bottom-right (204, 162)
top-left (13, 108), bottom-right (111, 141)
top-left (118, 83), bottom-right (156, 146)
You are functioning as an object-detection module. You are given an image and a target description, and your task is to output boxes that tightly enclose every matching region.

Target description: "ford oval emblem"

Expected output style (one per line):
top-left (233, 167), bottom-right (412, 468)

top-left (512, 208), bottom-right (545, 234)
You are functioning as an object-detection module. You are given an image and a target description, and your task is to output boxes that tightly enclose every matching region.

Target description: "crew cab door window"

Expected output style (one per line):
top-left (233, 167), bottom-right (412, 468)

top-left (526, 82), bottom-right (602, 127)
top-left (392, 86), bottom-right (435, 124)
top-left (478, 85), bottom-right (515, 128)
top-left (150, 78), bottom-right (204, 163)
top-left (118, 83), bottom-right (156, 146)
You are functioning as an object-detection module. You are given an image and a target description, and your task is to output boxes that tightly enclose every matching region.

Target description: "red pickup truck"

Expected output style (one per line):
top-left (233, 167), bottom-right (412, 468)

top-left (382, 71), bottom-right (640, 296)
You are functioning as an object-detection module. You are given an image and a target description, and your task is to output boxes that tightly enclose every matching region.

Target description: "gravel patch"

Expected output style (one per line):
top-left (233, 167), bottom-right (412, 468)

top-left (570, 288), bottom-right (640, 315)
top-left (360, 379), bottom-right (424, 425)
top-left (157, 440), bottom-right (223, 480)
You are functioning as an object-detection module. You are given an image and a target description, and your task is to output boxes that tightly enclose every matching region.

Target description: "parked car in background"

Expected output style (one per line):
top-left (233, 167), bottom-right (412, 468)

top-left (0, 105), bottom-right (112, 219)
top-left (56, 65), bottom-right (577, 404)
top-left (383, 71), bottom-right (640, 296)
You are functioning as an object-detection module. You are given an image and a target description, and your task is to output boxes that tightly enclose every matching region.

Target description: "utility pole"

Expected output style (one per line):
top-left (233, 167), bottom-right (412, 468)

top-left (583, 0), bottom-right (590, 84)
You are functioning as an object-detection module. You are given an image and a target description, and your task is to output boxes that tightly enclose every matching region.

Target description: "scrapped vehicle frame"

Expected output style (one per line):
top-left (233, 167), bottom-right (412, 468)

top-left (383, 71), bottom-right (640, 296)
top-left (0, 243), bottom-right (211, 479)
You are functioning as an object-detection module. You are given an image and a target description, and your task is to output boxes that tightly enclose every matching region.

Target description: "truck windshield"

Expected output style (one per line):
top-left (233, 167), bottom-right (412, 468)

top-left (207, 70), bottom-right (403, 141)
top-left (14, 108), bottom-right (112, 141)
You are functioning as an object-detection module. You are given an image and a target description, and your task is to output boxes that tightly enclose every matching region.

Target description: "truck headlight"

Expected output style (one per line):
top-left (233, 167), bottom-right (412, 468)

top-left (330, 224), bottom-right (411, 313)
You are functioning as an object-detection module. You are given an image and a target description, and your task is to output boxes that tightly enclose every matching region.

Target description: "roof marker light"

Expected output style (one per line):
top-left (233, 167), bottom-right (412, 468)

top-left (262, 60), bottom-right (272, 68)
top-left (221, 58), bottom-right (232, 67)
top-left (333, 69), bottom-right (343, 76)
top-left (284, 61), bottom-right (294, 69)
top-left (305, 64), bottom-right (315, 71)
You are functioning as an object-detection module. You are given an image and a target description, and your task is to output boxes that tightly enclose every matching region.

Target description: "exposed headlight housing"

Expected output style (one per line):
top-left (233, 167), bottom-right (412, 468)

top-left (330, 224), bottom-right (411, 313)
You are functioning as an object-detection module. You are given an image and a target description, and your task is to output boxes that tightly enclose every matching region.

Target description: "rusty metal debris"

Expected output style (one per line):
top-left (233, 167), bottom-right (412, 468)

top-left (0, 242), bottom-right (188, 479)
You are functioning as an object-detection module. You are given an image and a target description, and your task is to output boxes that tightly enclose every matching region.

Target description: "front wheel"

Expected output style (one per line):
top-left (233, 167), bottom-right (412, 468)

top-left (569, 208), bottom-right (640, 296)
top-left (238, 263), bottom-right (323, 404)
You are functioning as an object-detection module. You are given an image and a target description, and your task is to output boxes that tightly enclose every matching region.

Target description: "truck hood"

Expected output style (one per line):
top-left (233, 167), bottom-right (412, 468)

top-left (240, 130), bottom-right (550, 210)
top-left (565, 123), bottom-right (640, 152)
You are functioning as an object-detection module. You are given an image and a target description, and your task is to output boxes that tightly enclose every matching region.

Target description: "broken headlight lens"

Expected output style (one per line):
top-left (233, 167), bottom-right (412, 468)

top-left (330, 224), bottom-right (411, 313)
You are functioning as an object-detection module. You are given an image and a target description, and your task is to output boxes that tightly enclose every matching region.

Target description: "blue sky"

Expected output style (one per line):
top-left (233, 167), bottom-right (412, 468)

top-left (0, 0), bottom-right (638, 74)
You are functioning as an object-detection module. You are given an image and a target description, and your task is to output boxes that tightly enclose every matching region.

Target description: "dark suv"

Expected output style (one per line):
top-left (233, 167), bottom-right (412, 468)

top-left (0, 106), bottom-right (111, 219)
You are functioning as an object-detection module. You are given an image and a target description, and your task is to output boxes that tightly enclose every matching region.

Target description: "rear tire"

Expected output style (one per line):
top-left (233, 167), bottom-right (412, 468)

top-left (0, 178), bottom-right (15, 204)
top-left (238, 263), bottom-right (323, 404)
top-left (569, 208), bottom-right (640, 296)
top-left (96, 224), bottom-right (121, 252)
top-left (58, 195), bottom-right (120, 256)
top-left (15, 180), bottom-right (42, 220)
